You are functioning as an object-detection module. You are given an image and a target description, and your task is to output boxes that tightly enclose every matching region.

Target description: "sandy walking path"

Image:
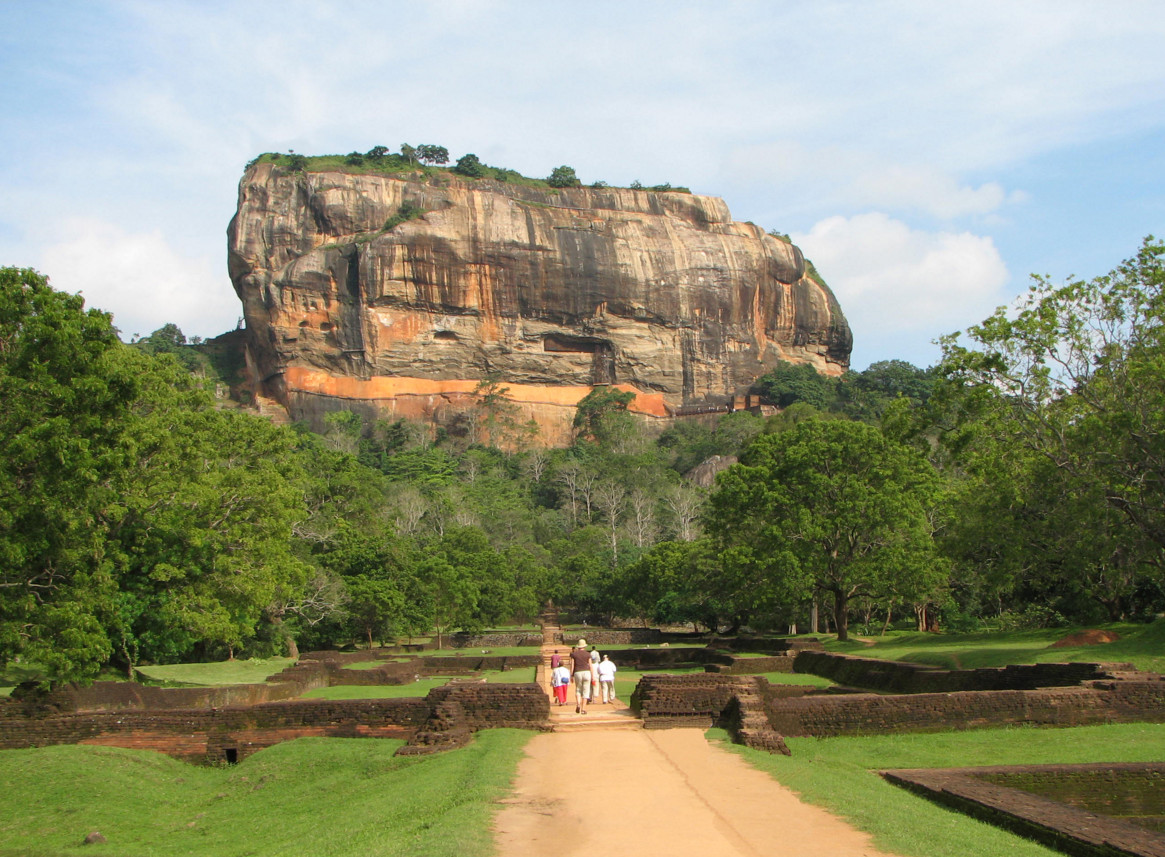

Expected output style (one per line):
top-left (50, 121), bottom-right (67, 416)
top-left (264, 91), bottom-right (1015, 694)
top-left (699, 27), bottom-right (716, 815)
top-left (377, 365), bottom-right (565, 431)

top-left (494, 727), bottom-right (899, 857)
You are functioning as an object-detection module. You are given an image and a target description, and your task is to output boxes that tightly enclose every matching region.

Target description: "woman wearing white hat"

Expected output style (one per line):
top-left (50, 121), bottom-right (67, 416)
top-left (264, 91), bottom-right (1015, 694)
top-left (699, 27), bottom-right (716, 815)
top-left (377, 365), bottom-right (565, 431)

top-left (569, 638), bottom-right (592, 714)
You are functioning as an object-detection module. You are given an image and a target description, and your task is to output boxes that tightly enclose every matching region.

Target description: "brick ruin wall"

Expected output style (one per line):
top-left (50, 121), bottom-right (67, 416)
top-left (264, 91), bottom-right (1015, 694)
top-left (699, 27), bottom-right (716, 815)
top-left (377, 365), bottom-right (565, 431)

top-left (9, 649), bottom-right (543, 715)
top-left (766, 681), bottom-right (1165, 737)
top-left (552, 628), bottom-right (663, 646)
top-left (633, 659), bottom-right (1165, 741)
top-left (0, 684), bottom-right (548, 763)
top-left (883, 764), bottom-right (1165, 857)
top-left (793, 650), bottom-right (1126, 693)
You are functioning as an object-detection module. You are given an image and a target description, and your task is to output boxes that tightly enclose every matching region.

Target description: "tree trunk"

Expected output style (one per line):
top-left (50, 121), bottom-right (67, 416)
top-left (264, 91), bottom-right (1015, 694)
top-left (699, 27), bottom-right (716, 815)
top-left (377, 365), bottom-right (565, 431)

top-left (810, 599), bottom-right (819, 634)
top-left (833, 590), bottom-right (849, 641)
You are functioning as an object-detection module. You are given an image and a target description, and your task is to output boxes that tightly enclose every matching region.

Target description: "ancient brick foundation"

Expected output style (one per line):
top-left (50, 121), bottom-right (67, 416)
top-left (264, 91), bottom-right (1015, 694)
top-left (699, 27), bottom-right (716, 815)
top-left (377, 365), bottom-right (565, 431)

top-left (0, 683), bottom-right (549, 763)
top-left (766, 680), bottom-right (1165, 737)
top-left (883, 764), bottom-right (1165, 857)
top-left (631, 674), bottom-right (789, 754)
top-left (794, 650), bottom-right (1130, 693)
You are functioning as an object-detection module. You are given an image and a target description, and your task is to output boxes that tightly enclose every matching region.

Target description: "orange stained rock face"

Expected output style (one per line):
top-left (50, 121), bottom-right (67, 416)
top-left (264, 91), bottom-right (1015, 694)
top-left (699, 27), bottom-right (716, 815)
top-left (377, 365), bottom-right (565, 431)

top-left (283, 368), bottom-right (671, 418)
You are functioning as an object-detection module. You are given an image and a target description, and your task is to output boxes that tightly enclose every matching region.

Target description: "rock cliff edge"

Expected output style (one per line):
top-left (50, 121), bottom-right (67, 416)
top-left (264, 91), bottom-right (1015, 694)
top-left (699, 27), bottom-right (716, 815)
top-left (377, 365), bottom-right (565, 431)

top-left (228, 163), bottom-right (851, 444)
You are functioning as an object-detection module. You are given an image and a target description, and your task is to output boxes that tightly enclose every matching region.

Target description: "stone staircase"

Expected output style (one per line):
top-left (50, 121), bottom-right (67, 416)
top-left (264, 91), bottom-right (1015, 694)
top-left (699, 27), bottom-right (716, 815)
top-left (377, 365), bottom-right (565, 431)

top-left (539, 609), bottom-right (644, 733)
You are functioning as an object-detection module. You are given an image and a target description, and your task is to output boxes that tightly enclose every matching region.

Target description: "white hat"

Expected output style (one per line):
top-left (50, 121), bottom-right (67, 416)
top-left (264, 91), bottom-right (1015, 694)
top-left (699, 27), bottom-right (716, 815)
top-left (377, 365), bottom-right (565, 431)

top-left (576, 638), bottom-right (587, 647)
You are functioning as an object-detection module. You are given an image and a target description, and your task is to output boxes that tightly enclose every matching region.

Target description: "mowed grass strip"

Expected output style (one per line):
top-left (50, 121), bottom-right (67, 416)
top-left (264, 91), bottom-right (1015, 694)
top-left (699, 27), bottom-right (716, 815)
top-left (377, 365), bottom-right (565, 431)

top-left (0, 729), bottom-right (532, 857)
top-left (717, 722), bottom-right (1165, 857)
top-left (824, 618), bottom-right (1165, 673)
top-left (303, 668), bottom-right (539, 700)
top-left (134, 657), bottom-right (296, 686)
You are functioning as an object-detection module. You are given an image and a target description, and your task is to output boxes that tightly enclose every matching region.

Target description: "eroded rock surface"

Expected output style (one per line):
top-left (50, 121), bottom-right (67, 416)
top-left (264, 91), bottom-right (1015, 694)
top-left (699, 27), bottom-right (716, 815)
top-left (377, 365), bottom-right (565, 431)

top-left (228, 164), bottom-right (851, 444)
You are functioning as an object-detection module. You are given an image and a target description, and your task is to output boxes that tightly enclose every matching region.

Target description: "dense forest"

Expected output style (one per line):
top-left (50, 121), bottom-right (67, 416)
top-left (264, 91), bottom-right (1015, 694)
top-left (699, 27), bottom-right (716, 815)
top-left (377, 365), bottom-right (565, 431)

top-left (2, 237), bottom-right (1162, 685)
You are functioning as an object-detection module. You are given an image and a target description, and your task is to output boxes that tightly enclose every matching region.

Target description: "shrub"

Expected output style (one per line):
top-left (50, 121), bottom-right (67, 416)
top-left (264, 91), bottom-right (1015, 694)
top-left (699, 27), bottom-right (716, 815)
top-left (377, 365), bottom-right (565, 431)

top-left (547, 165), bottom-right (581, 188)
top-left (454, 153), bottom-right (486, 177)
top-left (382, 202), bottom-right (426, 231)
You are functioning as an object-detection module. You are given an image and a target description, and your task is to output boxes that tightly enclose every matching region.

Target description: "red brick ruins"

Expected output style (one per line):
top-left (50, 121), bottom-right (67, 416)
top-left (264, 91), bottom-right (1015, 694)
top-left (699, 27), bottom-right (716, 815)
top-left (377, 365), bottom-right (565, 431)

top-left (2, 635), bottom-right (1164, 766)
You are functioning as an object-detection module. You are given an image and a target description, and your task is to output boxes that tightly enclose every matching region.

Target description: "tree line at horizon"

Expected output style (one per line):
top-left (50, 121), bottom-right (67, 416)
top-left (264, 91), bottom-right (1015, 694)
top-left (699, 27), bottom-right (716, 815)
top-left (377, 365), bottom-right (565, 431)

top-left (2, 237), bottom-right (1163, 686)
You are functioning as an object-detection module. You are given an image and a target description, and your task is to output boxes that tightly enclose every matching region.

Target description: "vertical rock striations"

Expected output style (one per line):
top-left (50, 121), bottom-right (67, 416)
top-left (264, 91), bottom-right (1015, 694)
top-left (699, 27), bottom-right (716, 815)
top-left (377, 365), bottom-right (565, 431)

top-left (227, 163), bottom-right (851, 444)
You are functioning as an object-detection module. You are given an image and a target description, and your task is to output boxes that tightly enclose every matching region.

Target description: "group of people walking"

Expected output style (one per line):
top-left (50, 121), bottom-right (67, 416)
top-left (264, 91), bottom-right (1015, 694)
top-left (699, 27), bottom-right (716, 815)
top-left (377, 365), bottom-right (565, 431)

top-left (549, 638), bottom-right (617, 714)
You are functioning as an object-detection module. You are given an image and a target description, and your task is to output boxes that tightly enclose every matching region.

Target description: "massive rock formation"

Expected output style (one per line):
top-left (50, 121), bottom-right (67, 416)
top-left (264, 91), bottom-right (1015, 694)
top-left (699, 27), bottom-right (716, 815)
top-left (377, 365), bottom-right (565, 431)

top-left (228, 163), bottom-right (851, 444)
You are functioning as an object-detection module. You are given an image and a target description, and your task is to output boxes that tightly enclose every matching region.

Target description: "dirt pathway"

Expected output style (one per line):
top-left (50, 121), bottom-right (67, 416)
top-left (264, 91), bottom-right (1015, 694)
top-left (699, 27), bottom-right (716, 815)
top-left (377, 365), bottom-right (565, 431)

top-left (497, 617), bottom-right (899, 856)
top-left (494, 728), bottom-right (898, 857)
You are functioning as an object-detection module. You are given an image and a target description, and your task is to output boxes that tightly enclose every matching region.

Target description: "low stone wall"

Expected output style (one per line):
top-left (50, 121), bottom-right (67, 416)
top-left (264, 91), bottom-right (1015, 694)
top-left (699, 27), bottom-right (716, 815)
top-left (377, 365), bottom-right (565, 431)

top-left (449, 632), bottom-right (542, 648)
top-left (705, 655), bottom-right (797, 675)
top-left (631, 674), bottom-right (789, 753)
top-left (0, 683), bottom-right (550, 763)
top-left (554, 629), bottom-right (663, 646)
top-left (17, 678), bottom-right (315, 714)
top-left (766, 680), bottom-right (1165, 737)
top-left (419, 654), bottom-right (541, 673)
top-left (0, 697), bottom-right (431, 762)
top-left (714, 637), bottom-right (826, 655)
top-left (793, 651), bottom-right (1126, 693)
top-left (883, 764), bottom-right (1165, 857)
top-left (11, 650), bottom-right (542, 716)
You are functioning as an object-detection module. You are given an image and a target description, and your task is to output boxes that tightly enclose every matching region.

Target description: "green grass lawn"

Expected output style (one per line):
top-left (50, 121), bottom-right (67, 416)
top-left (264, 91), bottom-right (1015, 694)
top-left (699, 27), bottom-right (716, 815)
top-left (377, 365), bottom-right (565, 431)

top-left (303, 679), bottom-right (451, 700)
top-left (717, 722), bottom-right (1165, 857)
top-left (302, 668), bottom-right (538, 700)
top-left (134, 657), bottom-right (296, 687)
top-left (822, 618), bottom-right (1165, 674)
top-left (759, 671), bottom-right (835, 687)
top-left (342, 659), bottom-right (410, 670)
top-left (425, 646), bottom-right (540, 658)
top-left (0, 730), bottom-right (532, 857)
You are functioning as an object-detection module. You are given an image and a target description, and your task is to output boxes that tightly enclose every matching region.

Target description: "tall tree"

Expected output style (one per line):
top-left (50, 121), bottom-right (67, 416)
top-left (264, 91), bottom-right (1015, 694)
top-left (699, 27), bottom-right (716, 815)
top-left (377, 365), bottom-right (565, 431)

top-left (940, 237), bottom-right (1165, 568)
top-left (706, 418), bottom-right (946, 640)
top-left (0, 268), bottom-right (137, 682)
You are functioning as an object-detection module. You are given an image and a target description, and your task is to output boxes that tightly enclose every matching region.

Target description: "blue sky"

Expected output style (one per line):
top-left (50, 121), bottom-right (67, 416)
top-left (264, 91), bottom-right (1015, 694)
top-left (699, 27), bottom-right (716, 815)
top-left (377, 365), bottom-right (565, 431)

top-left (2, 1), bottom-right (1164, 370)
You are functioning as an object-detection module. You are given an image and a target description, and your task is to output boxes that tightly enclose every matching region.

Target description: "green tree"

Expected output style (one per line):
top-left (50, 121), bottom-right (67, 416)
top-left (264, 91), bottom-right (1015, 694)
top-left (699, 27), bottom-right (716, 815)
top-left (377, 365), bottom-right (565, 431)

top-left (835, 360), bottom-right (934, 422)
top-left (754, 360), bottom-right (837, 409)
top-left (940, 238), bottom-right (1165, 569)
top-left (453, 153), bottom-right (486, 177)
top-left (0, 268), bottom-right (138, 683)
top-left (573, 387), bottom-right (636, 447)
top-left (547, 165), bottom-right (581, 188)
top-left (706, 418), bottom-right (946, 640)
top-left (416, 144), bottom-right (449, 165)
top-left (106, 372), bottom-right (312, 665)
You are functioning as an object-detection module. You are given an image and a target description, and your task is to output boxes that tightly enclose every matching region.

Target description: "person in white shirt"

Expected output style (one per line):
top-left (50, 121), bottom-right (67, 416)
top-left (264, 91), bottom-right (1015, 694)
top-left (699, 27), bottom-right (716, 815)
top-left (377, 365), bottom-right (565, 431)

top-left (551, 662), bottom-right (571, 706)
top-left (596, 653), bottom-right (617, 703)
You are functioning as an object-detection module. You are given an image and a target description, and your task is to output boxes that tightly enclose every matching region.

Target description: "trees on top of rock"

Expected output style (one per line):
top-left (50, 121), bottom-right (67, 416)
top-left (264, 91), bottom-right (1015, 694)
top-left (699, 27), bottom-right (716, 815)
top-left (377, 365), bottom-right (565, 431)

top-left (547, 165), bottom-right (582, 188)
top-left (453, 153), bottom-right (486, 177)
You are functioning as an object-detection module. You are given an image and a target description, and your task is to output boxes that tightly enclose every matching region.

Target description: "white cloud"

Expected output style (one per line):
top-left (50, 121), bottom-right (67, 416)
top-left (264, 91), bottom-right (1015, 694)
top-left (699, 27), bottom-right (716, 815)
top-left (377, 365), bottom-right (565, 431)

top-left (792, 213), bottom-right (1010, 366)
top-left (724, 142), bottom-right (1026, 221)
top-left (38, 219), bottom-right (240, 341)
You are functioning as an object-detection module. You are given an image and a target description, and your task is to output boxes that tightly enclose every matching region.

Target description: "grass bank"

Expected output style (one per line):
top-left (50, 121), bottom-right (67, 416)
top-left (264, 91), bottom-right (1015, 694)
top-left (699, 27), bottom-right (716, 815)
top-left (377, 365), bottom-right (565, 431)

top-left (303, 667), bottom-right (538, 700)
top-left (0, 730), bottom-right (532, 857)
top-left (824, 618), bottom-right (1165, 673)
top-left (134, 657), bottom-right (295, 686)
top-left (717, 722), bottom-right (1165, 857)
